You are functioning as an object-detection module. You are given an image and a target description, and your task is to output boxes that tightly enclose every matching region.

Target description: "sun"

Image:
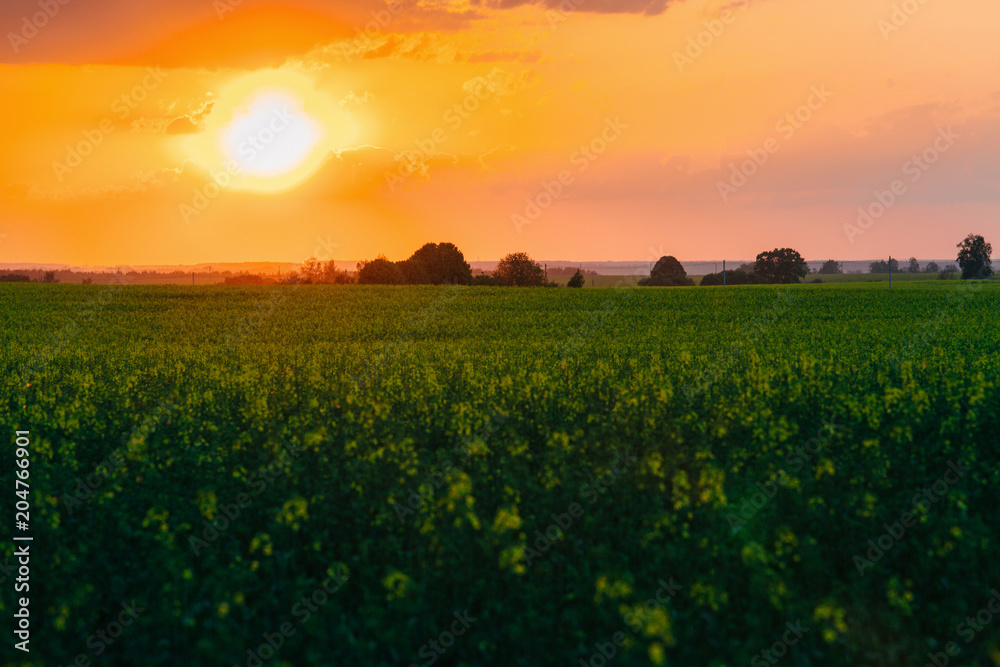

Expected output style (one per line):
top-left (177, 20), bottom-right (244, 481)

top-left (182, 70), bottom-right (357, 193)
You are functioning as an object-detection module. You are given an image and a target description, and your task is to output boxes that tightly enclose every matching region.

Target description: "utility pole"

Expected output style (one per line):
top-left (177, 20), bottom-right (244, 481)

top-left (723, 260), bottom-right (726, 287)
top-left (888, 255), bottom-right (892, 289)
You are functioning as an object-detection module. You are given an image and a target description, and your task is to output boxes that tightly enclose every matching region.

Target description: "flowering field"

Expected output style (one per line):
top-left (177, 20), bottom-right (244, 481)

top-left (2, 282), bottom-right (1000, 666)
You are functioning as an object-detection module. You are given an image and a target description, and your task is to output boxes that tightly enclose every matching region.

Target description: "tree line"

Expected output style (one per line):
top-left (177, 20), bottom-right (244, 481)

top-left (270, 244), bottom-right (586, 288)
top-left (10, 234), bottom-right (986, 289)
top-left (649, 233), bottom-right (993, 287)
top-left (268, 232), bottom-right (994, 288)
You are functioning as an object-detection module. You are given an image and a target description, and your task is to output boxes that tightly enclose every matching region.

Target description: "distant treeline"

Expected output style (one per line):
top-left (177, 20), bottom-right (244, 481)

top-left (5, 234), bottom-right (991, 288)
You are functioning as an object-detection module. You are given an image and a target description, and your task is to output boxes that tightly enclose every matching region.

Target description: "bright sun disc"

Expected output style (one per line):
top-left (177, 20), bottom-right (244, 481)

top-left (223, 92), bottom-right (319, 177)
top-left (181, 70), bottom-right (357, 194)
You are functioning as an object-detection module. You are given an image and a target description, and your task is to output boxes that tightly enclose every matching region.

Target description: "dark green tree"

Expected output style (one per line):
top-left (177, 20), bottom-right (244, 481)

top-left (956, 234), bottom-right (993, 280)
top-left (923, 261), bottom-right (940, 274)
top-left (639, 256), bottom-right (694, 287)
top-left (403, 242), bottom-right (473, 285)
top-left (494, 252), bottom-right (546, 286)
top-left (818, 260), bottom-right (843, 275)
top-left (567, 269), bottom-right (586, 288)
top-left (868, 258), bottom-right (899, 274)
top-left (907, 257), bottom-right (921, 273)
top-left (357, 257), bottom-right (405, 285)
top-left (753, 248), bottom-right (808, 284)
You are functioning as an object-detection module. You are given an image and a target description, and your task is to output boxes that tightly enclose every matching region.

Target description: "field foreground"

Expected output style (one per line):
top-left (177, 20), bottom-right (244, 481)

top-left (2, 282), bottom-right (999, 666)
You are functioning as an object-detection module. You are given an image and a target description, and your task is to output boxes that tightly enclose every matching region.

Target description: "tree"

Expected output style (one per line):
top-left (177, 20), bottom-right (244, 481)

top-left (301, 258), bottom-right (322, 284)
top-left (817, 260), bottom-right (843, 275)
top-left (42, 271), bottom-right (59, 284)
top-left (956, 233), bottom-right (993, 280)
top-left (402, 242), bottom-right (473, 285)
top-left (567, 269), bottom-right (586, 288)
top-left (639, 256), bottom-right (694, 287)
top-left (868, 258), bottom-right (899, 274)
top-left (396, 257), bottom-right (430, 285)
top-left (357, 256), bottom-right (405, 285)
top-left (494, 252), bottom-right (546, 286)
top-left (321, 260), bottom-right (352, 284)
top-left (907, 257), bottom-right (921, 273)
top-left (735, 262), bottom-right (756, 274)
top-left (923, 261), bottom-right (940, 274)
top-left (943, 264), bottom-right (958, 273)
top-left (753, 248), bottom-right (808, 284)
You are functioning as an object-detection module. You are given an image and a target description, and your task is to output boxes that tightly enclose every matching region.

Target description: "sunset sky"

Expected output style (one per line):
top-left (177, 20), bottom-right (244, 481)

top-left (1, 0), bottom-right (998, 265)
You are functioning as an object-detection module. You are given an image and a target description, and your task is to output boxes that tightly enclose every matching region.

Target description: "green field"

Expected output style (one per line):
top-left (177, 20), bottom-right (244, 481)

top-left (2, 282), bottom-right (1000, 666)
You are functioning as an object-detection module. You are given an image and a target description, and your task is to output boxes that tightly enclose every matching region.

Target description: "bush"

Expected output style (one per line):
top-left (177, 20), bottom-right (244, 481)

top-left (567, 270), bottom-right (586, 288)
top-left (700, 271), bottom-right (765, 287)
top-left (357, 257), bottom-right (406, 285)
top-left (471, 274), bottom-right (505, 286)
top-left (639, 256), bottom-right (693, 287)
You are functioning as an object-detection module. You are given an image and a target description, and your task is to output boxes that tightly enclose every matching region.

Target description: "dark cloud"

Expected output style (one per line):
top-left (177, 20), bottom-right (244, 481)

top-left (490, 0), bottom-right (676, 16)
top-left (0, 0), bottom-right (679, 65)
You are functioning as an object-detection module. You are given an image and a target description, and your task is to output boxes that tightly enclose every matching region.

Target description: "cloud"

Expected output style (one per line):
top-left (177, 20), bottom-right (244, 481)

top-left (130, 100), bottom-right (216, 135)
top-left (0, 0), bottom-right (684, 66)
top-left (487, 0), bottom-right (678, 16)
top-left (461, 50), bottom-right (541, 63)
top-left (339, 91), bottom-right (375, 108)
top-left (294, 32), bottom-right (544, 67)
top-left (462, 67), bottom-right (539, 97)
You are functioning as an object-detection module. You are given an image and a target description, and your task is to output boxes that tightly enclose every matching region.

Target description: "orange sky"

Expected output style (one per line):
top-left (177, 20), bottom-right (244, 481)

top-left (1, 0), bottom-right (999, 265)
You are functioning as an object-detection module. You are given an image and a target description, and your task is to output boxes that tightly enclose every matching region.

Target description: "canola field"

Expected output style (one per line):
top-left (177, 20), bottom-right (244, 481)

top-left (1, 282), bottom-right (999, 666)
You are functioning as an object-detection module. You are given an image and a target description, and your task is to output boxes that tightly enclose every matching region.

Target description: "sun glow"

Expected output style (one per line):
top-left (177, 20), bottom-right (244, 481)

top-left (182, 70), bottom-right (357, 193)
